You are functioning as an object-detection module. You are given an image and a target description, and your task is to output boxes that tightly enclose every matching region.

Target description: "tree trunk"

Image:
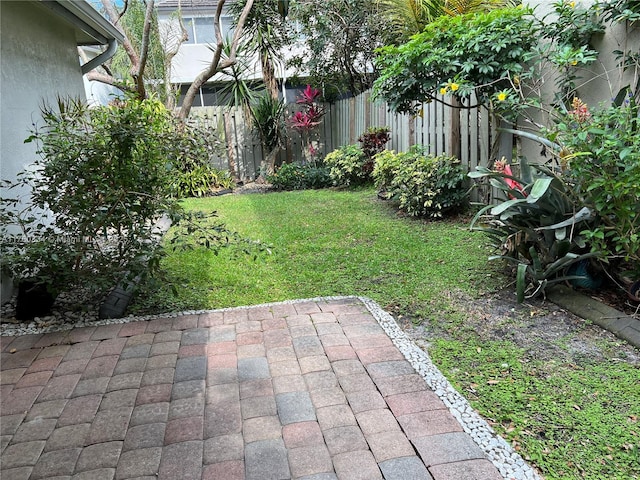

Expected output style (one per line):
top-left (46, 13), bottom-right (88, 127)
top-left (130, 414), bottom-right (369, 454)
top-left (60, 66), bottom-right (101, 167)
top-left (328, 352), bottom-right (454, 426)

top-left (224, 111), bottom-right (241, 183)
top-left (448, 96), bottom-right (461, 159)
top-left (262, 54), bottom-right (279, 100)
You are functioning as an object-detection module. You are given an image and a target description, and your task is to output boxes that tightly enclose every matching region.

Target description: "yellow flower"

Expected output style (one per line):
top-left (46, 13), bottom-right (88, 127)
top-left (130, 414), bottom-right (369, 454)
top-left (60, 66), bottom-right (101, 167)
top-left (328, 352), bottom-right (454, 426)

top-left (440, 87), bottom-right (448, 95)
top-left (450, 82), bottom-right (460, 92)
top-left (497, 92), bottom-right (507, 102)
top-left (569, 1), bottom-right (575, 7)
top-left (571, 60), bottom-right (578, 66)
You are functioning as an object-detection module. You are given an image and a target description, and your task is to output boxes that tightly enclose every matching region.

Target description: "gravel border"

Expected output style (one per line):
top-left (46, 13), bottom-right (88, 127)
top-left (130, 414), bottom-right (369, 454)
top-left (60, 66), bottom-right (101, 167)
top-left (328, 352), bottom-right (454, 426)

top-left (0, 295), bottom-right (542, 479)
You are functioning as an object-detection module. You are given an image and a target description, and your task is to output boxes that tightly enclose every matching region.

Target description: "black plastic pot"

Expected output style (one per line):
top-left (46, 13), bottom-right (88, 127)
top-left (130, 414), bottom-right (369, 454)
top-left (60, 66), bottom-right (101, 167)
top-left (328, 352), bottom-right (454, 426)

top-left (627, 280), bottom-right (640, 303)
top-left (15, 280), bottom-right (56, 320)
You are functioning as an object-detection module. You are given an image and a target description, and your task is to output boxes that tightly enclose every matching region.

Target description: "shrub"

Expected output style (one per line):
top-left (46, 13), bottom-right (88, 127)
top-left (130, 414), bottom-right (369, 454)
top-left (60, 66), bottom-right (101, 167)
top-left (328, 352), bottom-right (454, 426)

top-left (267, 163), bottom-right (332, 191)
top-left (552, 96), bottom-right (640, 267)
top-left (324, 144), bottom-right (371, 186)
top-left (0, 96), bottom-right (252, 308)
top-left (374, 146), bottom-right (468, 218)
top-left (170, 121), bottom-right (232, 198)
top-left (358, 126), bottom-right (391, 161)
top-left (372, 149), bottom-right (402, 195)
top-left (469, 158), bottom-right (600, 301)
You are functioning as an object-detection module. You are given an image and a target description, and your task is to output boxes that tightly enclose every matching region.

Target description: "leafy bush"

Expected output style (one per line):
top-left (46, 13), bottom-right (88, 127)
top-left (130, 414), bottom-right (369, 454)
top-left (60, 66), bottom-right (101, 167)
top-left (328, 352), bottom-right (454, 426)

top-left (469, 158), bottom-right (600, 301)
top-left (267, 163), bottom-right (332, 191)
top-left (358, 126), bottom-right (391, 161)
top-left (169, 121), bottom-right (232, 198)
top-left (173, 164), bottom-right (234, 198)
top-left (0, 96), bottom-right (251, 305)
top-left (552, 95), bottom-right (640, 267)
top-left (324, 144), bottom-right (371, 186)
top-left (372, 149), bottom-right (403, 195)
top-left (373, 146), bottom-right (468, 218)
top-left (373, 7), bottom-right (539, 113)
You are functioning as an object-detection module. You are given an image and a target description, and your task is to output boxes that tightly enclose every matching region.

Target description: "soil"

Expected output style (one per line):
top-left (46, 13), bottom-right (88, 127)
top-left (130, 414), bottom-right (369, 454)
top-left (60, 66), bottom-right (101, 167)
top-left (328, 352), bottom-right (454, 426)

top-left (397, 288), bottom-right (640, 366)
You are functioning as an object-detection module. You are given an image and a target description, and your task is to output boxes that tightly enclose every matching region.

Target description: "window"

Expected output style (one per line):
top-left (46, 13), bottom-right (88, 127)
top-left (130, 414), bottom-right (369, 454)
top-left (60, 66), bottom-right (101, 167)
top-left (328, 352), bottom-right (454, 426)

top-left (184, 17), bottom-right (215, 45)
top-left (183, 16), bottom-right (233, 44)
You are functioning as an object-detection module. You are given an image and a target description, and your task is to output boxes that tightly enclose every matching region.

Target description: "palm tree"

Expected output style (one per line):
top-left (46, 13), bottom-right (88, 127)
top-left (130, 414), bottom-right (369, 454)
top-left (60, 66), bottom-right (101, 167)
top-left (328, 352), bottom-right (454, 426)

top-left (228, 0), bottom-right (290, 100)
top-left (377, 0), bottom-right (514, 42)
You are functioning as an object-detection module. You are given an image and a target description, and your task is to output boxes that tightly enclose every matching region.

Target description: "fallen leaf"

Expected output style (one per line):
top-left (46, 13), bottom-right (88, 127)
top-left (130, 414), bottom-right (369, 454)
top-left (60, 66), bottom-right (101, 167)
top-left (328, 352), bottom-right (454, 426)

top-left (487, 380), bottom-right (500, 385)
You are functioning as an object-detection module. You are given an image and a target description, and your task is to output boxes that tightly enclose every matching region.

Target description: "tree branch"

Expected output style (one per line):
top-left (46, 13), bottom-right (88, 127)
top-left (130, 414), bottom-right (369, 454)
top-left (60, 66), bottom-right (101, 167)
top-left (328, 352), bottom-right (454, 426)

top-left (101, 0), bottom-right (140, 78)
top-left (85, 71), bottom-right (136, 94)
top-left (135, 0), bottom-right (156, 99)
top-left (178, 0), bottom-right (255, 120)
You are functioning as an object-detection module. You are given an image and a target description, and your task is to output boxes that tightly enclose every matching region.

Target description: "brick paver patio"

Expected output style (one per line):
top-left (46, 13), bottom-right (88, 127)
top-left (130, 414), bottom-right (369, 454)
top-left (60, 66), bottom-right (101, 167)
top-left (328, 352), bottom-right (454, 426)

top-left (0, 297), bottom-right (505, 479)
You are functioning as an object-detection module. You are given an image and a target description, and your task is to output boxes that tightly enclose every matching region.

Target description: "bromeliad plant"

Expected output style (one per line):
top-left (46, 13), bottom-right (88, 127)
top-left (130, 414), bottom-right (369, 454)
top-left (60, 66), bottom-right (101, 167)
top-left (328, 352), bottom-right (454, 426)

top-left (469, 158), bottom-right (599, 301)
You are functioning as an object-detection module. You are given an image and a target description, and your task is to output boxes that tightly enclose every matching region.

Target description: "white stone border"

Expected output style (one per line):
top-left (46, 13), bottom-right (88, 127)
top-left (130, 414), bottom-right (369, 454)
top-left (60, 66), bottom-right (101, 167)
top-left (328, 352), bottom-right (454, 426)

top-left (1, 295), bottom-right (542, 479)
top-left (358, 296), bottom-right (542, 480)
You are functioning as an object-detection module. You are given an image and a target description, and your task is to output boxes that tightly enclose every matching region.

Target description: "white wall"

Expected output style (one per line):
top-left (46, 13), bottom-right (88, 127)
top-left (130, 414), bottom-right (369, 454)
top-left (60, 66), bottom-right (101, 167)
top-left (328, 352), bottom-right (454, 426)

top-left (519, 0), bottom-right (640, 163)
top-left (1, 1), bottom-right (88, 303)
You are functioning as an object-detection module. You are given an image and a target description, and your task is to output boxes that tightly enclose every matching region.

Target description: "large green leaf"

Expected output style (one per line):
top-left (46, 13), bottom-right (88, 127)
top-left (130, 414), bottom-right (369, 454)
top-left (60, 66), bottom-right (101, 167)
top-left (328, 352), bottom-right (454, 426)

top-left (516, 263), bottom-right (527, 303)
top-left (490, 198), bottom-right (528, 215)
top-left (527, 177), bottom-right (553, 203)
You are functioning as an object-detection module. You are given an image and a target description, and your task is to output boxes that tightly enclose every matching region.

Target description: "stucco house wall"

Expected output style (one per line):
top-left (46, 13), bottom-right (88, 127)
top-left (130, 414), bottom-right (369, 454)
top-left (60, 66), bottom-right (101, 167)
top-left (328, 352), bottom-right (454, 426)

top-left (519, 0), bottom-right (640, 162)
top-left (0, 1), bottom-right (122, 304)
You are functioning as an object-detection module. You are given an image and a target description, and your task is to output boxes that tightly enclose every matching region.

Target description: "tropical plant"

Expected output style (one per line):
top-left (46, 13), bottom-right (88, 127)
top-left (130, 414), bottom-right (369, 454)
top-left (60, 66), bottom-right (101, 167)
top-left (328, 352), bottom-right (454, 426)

top-left (358, 126), bottom-right (391, 162)
top-left (373, 7), bottom-right (540, 114)
top-left (251, 94), bottom-right (288, 176)
top-left (550, 94), bottom-right (640, 268)
top-left (469, 158), bottom-right (600, 301)
top-left (374, 146), bottom-right (468, 218)
top-left (290, 85), bottom-right (325, 166)
top-left (324, 144), bottom-right (371, 186)
top-left (228, 0), bottom-right (291, 99)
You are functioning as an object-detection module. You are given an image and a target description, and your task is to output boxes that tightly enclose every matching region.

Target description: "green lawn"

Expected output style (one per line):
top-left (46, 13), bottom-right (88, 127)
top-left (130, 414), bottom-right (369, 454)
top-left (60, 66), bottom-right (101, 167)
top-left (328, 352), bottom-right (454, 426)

top-left (130, 187), bottom-right (640, 480)
top-left (132, 188), bottom-right (499, 315)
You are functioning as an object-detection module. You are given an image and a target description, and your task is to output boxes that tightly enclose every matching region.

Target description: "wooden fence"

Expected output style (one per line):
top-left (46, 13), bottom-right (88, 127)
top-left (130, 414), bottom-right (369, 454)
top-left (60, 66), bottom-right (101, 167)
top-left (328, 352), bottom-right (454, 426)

top-left (191, 90), bottom-right (508, 202)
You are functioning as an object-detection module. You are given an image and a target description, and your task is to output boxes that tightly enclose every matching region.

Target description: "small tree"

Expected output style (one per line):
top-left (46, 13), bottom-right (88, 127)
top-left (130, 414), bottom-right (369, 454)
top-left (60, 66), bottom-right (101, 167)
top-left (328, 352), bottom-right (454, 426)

top-left (289, 85), bottom-right (325, 166)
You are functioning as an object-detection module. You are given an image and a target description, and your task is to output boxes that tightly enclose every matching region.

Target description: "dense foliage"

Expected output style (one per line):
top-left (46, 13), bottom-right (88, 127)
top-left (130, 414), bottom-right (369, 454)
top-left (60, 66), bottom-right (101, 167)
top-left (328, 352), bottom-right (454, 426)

top-left (170, 121), bottom-right (233, 198)
top-left (358, 126), bottom-right (391, 162)
top-left (469, 158), bottom-right (600, 301)
top-left (552, 96), bottom-right (640, 268)
top-left (373, 7), bottom-right (539, 114)
top-left (374, 147), bottom-right (468, 218)
top-left (324, 144), bottom-right (372, 186)
top-left (266, 163), bottom-right (332, 190)
top-left (289, 0), bottom-right (388, 99)
top-left (0, 97), bottom-right (252, 307)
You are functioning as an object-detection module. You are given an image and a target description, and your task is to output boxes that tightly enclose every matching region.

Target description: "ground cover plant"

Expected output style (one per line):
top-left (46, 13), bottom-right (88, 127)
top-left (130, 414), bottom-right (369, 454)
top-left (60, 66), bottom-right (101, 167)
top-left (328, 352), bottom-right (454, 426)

top-left (131, 188), bottom-right (640, 479)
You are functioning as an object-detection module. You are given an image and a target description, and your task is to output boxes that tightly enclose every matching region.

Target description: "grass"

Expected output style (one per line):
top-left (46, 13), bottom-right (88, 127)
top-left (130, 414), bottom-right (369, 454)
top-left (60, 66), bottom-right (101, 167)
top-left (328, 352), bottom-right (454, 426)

top-left (131, 187), bottom-right (640, 480)
top-left (131, 188), bottom-right (499, 315)
top-left (430, 339), bottom-right (640, 480)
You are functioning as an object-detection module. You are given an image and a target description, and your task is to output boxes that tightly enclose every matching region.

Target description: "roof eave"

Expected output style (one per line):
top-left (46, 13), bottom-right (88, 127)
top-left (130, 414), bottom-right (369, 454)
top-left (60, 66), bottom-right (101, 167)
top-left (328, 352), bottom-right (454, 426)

top-left (40, 0), bottom-right (125, 45)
